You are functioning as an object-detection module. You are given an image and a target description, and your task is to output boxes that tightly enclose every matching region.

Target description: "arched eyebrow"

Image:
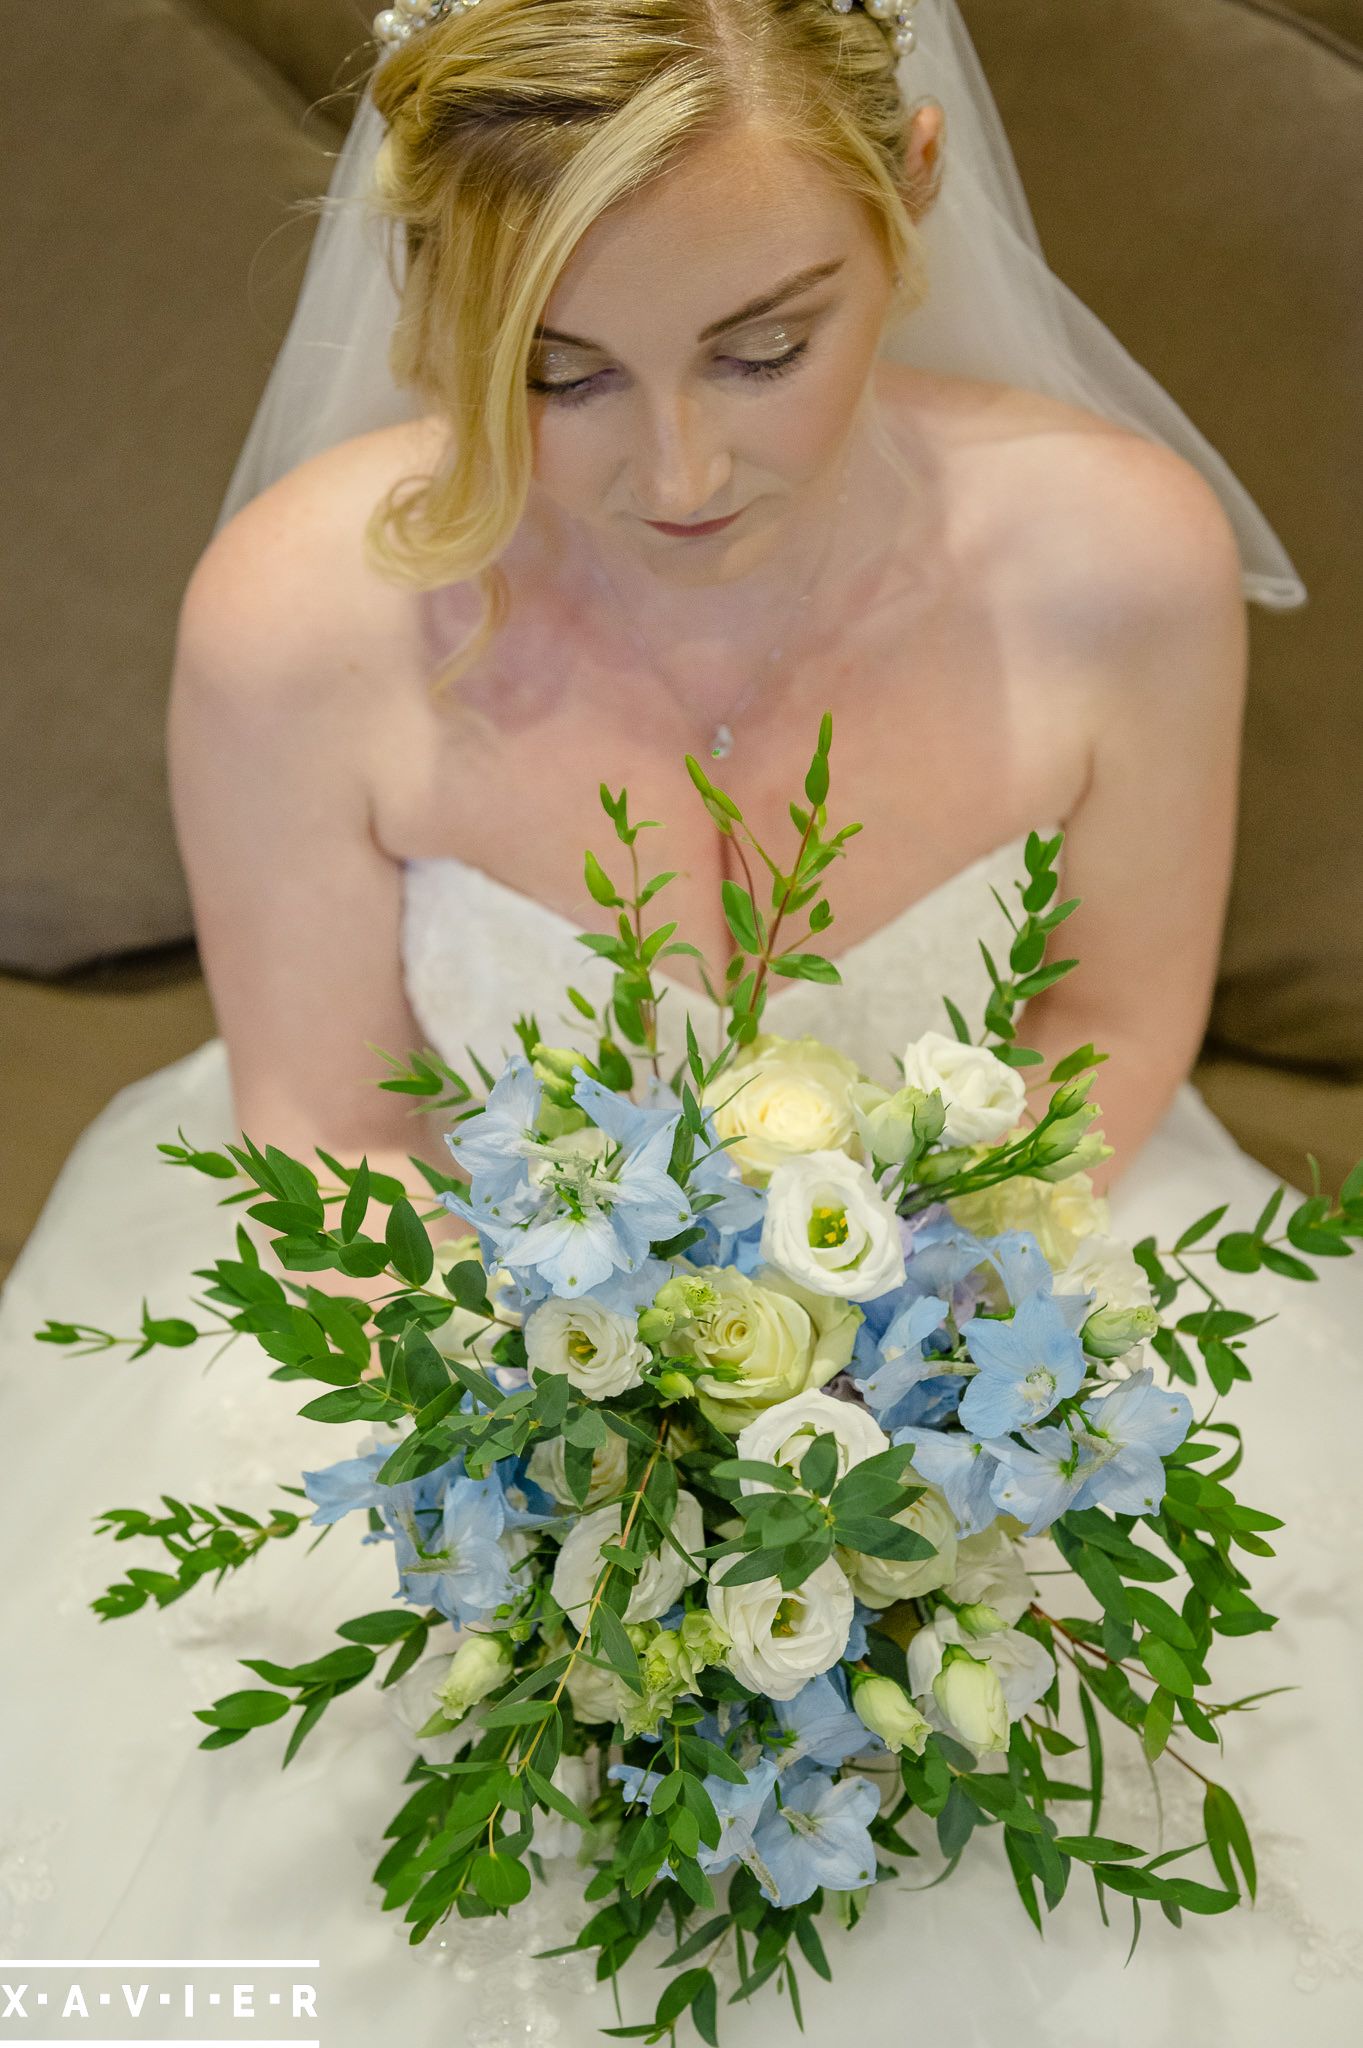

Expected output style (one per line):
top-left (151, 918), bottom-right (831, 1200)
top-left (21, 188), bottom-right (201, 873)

top-left (534, 257), bottom-right (845, 352)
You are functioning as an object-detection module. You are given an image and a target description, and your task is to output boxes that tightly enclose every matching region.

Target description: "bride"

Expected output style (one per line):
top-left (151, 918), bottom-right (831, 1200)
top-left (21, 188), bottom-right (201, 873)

top-left (2, 3), bottom-right (1359, 2042)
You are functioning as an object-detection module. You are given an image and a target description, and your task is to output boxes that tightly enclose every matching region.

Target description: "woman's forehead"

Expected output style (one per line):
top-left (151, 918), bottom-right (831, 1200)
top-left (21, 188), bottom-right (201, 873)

top-left (541, 130), bottom-right (870, 338)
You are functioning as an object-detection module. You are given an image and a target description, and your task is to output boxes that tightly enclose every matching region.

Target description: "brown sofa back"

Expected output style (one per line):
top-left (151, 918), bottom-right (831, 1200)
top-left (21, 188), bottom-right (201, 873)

top-left (958, 0), bottom-right (1363, 1076)
top-left (0, 1), bottom-right (367, 974)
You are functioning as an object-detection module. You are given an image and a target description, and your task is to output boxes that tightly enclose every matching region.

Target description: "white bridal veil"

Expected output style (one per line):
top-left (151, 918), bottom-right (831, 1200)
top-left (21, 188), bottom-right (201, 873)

top-left (216, 0), bottom-right (1306, 610)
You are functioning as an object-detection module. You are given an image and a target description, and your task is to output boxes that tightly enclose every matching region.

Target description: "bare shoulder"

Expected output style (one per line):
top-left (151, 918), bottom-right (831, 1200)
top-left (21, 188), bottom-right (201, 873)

top-left (879, 363), bottom-right (1246, 669)
top-left (174, 415), bottom-right (454, 723)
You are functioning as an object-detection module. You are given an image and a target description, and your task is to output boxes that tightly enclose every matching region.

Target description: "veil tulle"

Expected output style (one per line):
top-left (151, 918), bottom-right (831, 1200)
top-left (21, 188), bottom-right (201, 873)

top-left (215, 0), bottom-right (1306, 611)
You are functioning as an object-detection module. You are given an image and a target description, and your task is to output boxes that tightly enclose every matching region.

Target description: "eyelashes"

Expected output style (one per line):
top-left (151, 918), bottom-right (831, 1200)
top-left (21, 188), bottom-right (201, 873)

top-left (528, 338), bottom-right (812, 410)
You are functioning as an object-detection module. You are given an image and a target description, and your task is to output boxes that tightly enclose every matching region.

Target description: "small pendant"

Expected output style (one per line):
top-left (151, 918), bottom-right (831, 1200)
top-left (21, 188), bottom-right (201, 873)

top-left (711, 723), bottom-right (734, 760)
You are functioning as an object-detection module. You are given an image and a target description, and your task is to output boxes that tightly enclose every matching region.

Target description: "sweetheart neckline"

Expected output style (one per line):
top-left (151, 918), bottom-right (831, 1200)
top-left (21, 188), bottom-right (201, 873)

top-left (402, 831), bottom-right (1048, 1010)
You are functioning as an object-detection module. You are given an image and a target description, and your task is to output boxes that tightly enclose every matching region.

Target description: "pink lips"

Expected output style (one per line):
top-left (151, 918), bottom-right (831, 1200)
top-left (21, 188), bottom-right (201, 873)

top-left (643, 509), bottom-right (743, 537)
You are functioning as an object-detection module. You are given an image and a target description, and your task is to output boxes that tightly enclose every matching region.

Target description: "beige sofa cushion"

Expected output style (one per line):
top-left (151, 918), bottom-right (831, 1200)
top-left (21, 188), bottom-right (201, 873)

top-left (0, 2), bottom-right (353, 972)
top-left (960, 0), bottom-right (1363, 1079)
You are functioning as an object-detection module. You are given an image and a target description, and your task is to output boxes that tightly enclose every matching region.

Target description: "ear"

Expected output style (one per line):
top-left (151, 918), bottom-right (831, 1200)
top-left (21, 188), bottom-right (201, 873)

top-left (901, 99), bottom-right (945, 220)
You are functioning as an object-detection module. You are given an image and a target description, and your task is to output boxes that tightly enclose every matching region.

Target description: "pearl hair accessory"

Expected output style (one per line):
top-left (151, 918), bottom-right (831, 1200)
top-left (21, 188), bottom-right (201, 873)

top-left (374, 0), bottom-right (921, 60)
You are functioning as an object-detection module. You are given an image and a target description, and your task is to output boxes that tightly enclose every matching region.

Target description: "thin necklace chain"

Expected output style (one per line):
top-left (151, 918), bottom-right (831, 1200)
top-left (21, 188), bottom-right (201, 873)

top-left (585, 452), bottom-right (853, 760)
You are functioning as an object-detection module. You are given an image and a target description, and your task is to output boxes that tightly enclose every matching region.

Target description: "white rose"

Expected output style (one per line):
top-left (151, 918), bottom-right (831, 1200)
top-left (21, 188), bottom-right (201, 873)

top-left (704, 1034), bottom-right (863, 1182)
top-left (552, 1491), bottom-right (703, 1625)
top-left (736, 1389), bottom-right (889, 1494)
top-left (841, 1483), bottom-right (958, 1606)
top-left (947, 1527), bottom-right (1035, 1626)
top-left (760, 1151), bottom-right (906, 1303)
top-left (900, 1030), bottom-right (1027, 1147)
top-left (949, 1170), bottom-right (1111, 1271)
top-left (528, 1428), bottom-right (630, 1509)
top-left (525, 1297), bottom-right (648, 1399)
top-left (673, 1267), bottom-right (832, 1433)
top-left (707, 1555), bottom-right (854, 1701)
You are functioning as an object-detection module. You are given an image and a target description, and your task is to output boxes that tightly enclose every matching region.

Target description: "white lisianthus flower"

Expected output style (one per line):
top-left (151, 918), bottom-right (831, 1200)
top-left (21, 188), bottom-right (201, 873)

top-left (1055, 1233), bottom-right (1156, 1377)
top-left (931, 1647), bottom-right (1010, 1753)
top-left (760, 1152), bottom-right (906, 1303)
top-left (386, 1626), bottom-right (481, 1766)
top-left (670, 1266), bottom-right (849, 1433)
top-left (900, 1029), bottom-right (1027, 1147)
top-left (703, 1034), bottom-right (864, 1182)
top-left (430, 1235), bottom-right (521, 1363)
top-left (1056, 1233), bottom-right (1153, 1315)
top-left (949, 1171), bottom-right (1111, 1272)
top-left (533, 1753), bottom-right (596, 1860)
top-left (528, 1428), bottom-right (630, 1509)
top-left (708, 1555), bottom-right (854, 1701)
top-left (524, 1296), bottom-right (649, 1400)
top-left (552, 1492), bottom-right (703, 1625)
top-left (565, 1652), bottom-right (631, 1727)
top-left (840, 1484), bottom-right (958, 1607)
top-left (852, 1673), bottom-right (932, 1756)
top-left (436, 1633), bottom-right (512, 1717)
top-left (946, 1527), bottom-right (1035, 1626)
top-left (909, 1610), bottom-right (1056, 1753)
top-left (737, 1389), bottom-right (889, 1494)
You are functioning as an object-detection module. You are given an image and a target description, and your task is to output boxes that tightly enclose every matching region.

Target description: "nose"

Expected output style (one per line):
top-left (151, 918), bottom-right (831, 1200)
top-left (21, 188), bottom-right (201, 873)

top-left (632, 388), bottom-right (733, 522)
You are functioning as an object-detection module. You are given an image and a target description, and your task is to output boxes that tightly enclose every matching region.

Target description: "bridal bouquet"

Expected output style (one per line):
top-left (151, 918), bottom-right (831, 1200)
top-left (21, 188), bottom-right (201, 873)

top-left (44, 719), bottom-right (1363, 2041)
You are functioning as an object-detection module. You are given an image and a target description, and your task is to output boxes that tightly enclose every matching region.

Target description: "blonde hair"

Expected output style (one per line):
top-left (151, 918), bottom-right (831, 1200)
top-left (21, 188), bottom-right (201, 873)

top-left (367, 0), bottom-right (938, 691)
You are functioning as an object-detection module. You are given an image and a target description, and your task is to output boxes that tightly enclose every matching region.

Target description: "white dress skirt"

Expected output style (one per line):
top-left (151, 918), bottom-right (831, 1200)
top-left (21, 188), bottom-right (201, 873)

top-left (1, 841), bottom-right (1360, 2044)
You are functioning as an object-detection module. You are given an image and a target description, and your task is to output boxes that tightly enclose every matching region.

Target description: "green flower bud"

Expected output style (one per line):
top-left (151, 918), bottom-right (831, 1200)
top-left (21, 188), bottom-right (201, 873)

top-left (848, 1081), bottom-right (933, 1166)
top-left (1030, 1106), bottom-right (1099, 1168)
top-left (956, 1601), bottom-right (1007, 1639)
top-left (435, 1634), bottom-right (513, 1720)
top-left (1031, 1131), bottom-right (1114, 1184)
top-left (678, 1609), bottom-right (729, 1672)
top-left (537, 1098), bottom-right (589, 1139)
top-left (654, 1274), bottom-right (717, 1321)
top-left (1081, 1303), bottom-right (1160, 1359)
top-left (932, 1644), bottom-right (1009, 1752)
top-left (912, 1146), bottom-right (977, 1186)
top-left (654, 1368), bottom-right (697, 1403)
top-left (637, 1306), bottom-right (677, 1345)
top-left (851, 1672), bottom-right (932, 1755)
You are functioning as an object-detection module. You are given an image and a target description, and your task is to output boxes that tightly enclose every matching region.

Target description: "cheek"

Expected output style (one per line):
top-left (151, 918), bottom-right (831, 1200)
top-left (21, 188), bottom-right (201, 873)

top-left (529, 410), bottom-right (612, 506)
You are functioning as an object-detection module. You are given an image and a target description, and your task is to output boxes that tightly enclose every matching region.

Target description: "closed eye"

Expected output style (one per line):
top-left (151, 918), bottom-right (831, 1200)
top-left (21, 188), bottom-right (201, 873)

top-left (528, 337), bottom-right (812, 409)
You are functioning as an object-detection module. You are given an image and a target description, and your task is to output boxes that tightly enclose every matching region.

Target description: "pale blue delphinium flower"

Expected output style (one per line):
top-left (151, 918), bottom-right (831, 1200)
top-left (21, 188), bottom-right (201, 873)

top-left (609, 1762), bottom-right (667, 1810)
top-left (302, 1445), bottom-right (393, 1526)
top-left (750, 1770), bottom-right (880, 1907)
top-left (697, 1756), bottom-right (780, 1876)
top-left (1070, 1367), bottom-right (1194, 1517)
top-left (771, 1673), bottom-right (879, 1772)
top-left (893, 1423), bottom-right (1000, 1536)
top-left (850, 1291), bottom-right (950, 1429)
top-left (958, 1291), bottom-right (1086, 1436)
top-left (443, 1055), bottom-right (545, 1222)
top-left (986, 1426), bottom-right (1095, 1535)
top-left (390, 1474), bottom-right (515, 1625)
top-left (466, 1083), bottom-right (693, 1298)
top-left (484, 1454), bottom-right (560, 1532)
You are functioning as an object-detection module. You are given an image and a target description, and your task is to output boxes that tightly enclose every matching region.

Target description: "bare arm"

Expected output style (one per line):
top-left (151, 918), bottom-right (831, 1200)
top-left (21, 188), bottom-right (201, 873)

top-left (1018, 448), bottom-right (1250, 1187)
top-left (168, 461), bottom-right (462, 1281)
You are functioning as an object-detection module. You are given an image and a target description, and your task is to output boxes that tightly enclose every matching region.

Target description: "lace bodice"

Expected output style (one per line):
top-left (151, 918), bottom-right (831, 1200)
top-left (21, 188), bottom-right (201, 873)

top-left (401, 835), bottom-right (1039, 1083)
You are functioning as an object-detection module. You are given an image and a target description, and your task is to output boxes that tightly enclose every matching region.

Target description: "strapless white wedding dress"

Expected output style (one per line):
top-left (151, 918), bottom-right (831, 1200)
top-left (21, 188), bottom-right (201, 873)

top-left (2, 840), bottom-right (1361, 2045)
